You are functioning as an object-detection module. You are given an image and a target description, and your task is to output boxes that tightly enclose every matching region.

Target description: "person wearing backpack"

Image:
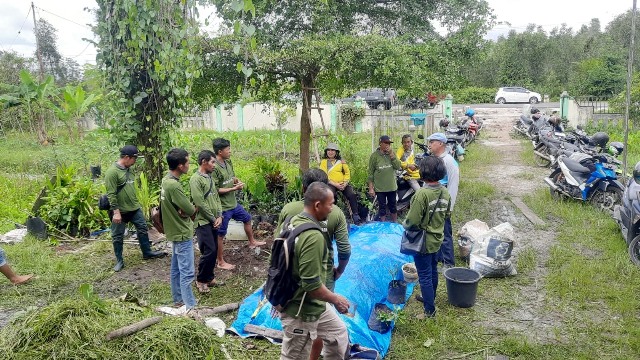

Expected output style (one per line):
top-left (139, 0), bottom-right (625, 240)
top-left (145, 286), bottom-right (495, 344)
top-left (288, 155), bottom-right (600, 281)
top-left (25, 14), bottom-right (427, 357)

top-left (279, 182), bottom-right (350, 360)
top-left (276, 169), bottom-right (351, 360)
top-left (105, 145), bottom-right (166, 272)
top-left (162, 148), bottom-right (198, 311)
top-left (190, 150), bottom-right (224, 294)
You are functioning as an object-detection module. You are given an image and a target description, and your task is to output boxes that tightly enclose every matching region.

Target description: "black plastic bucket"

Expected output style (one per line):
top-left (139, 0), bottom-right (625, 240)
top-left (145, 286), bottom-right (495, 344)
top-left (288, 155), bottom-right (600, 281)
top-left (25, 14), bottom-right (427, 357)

top-left (443, 267), bottom-right (481, 308)
top-left (386, 280), bottom-right (407, 304)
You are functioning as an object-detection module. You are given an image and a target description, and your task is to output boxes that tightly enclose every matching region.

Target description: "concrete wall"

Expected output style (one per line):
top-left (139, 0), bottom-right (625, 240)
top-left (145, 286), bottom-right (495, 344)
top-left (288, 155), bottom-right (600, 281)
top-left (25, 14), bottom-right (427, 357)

top-left (566, 98), bottom-right (622, 128)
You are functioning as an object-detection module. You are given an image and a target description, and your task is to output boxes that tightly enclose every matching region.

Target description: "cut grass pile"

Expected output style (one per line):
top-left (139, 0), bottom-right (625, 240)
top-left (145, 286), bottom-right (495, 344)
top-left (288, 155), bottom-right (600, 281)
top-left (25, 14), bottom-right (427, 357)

top-left (1, 293), bottom-right (224, 360)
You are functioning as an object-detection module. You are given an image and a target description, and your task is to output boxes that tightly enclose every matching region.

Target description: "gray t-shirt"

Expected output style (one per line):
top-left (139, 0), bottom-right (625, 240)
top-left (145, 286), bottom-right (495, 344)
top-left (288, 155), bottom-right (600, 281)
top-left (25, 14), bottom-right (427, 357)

top-left (438, 153), bottom-right (459, 210)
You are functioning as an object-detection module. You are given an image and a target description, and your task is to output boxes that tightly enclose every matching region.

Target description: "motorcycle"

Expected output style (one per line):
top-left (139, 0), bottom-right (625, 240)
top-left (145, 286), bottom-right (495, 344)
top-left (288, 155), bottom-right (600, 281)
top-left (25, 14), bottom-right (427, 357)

top-left (613, 167), bottom-right (640, 266)
top-left (545, 153), bottom-right (624, 214)
top-left (404, 97), bottom-right (428, 110)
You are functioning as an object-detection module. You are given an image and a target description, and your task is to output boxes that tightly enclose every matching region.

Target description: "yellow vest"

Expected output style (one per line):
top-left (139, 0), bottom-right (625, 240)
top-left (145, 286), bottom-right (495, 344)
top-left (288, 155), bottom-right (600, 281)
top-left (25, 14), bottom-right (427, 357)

top-left (396, 147), bottom-right (420, 179)
top-left (320, 159), bottom-right (351, 183)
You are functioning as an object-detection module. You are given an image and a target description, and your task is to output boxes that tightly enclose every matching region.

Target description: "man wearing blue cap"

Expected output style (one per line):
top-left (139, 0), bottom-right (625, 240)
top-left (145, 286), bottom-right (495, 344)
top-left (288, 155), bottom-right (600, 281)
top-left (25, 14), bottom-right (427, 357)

top-left (427, 133), bottom-right (459, 269)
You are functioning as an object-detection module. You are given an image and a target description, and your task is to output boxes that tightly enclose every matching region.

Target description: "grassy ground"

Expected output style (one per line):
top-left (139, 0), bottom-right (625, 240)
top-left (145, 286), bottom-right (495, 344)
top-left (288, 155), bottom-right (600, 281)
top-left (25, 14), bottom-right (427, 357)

top-left (1, 130), bottom-right (640, 358)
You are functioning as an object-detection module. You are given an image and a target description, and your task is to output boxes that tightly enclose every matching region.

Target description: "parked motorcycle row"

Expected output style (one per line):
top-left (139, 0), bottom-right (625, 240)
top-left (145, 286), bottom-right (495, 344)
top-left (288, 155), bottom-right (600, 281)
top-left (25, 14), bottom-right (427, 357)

top-left (439, 109), bottom-right (485, 162)
top-left (514, 108), bottom-right (640, 265)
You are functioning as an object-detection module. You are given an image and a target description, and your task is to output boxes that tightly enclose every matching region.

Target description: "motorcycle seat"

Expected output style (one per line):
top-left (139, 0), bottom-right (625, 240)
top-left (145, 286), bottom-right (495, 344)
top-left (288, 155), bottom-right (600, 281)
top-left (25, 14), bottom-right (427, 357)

top-left (447, 135), bottom-right (465, 142)
top-left (520, 115), bottom-right (533, 125)
top-left (562, 157), bottom-right (591, 173)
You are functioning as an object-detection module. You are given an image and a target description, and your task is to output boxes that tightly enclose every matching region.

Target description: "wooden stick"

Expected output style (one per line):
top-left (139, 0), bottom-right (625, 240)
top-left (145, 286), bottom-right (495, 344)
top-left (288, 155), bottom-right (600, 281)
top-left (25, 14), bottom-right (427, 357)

top-left (106, 316), bottom-right (163, 340)
top-left (244, 324), bottom-right (284, 340)
top-left (196, 303), bottom-right (239, 317)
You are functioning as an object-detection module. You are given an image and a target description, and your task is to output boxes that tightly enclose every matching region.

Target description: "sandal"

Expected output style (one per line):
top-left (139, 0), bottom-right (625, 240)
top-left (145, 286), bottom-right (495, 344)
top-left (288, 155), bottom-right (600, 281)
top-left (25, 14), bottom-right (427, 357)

top-left (208, 279), bottom-right (225, 287)
top-left (195, 282), bottom-right (210, 294)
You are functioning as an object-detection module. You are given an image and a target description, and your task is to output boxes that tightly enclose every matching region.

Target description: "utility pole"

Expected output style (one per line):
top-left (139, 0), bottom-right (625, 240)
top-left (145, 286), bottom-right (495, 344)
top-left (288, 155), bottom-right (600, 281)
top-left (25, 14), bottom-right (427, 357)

top-left (31, 2), bottom-right (44, 82)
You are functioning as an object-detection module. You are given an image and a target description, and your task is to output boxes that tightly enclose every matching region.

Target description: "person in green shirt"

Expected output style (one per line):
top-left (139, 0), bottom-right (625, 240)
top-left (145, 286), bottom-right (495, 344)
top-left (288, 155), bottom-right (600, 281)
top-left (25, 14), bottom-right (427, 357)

top-left (276, 169), bottom-right (351, 360)
top-left (190, 150), bottom-right (224, 294)
top-left (403, 155), bottom-right (451, 318)
top-left (105, 145), bottom-right (165, 272)
top-left (212, 138), bottom-right (265, 270)
top-left (279, 182), bottom-right (350, 360)
top-left (368, 135), bottom-right (402, 222)
top-left (161, 148), bottom-right (198, 311)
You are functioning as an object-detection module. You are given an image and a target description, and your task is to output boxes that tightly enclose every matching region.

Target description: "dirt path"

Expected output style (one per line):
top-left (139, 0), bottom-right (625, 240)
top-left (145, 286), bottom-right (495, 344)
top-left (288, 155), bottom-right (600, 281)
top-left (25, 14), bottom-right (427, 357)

top-left (470, 107), bottom-right (563, 343)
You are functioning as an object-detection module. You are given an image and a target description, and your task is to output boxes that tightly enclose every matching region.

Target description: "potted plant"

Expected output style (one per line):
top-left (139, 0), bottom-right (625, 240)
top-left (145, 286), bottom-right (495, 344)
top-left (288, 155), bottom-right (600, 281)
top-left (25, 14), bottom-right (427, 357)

top-left (367, 303), bottom-right (396, 333)
top-left (386, 267), bottom-right (408, 304)
top-left (402, 262), bottom-right (418, 283)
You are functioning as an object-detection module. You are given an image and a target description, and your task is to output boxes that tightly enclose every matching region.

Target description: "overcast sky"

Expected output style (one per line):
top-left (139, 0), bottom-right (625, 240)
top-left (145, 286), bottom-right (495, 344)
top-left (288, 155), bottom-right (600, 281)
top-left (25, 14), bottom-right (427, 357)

top-left (0, 0), bottom-right (633, 66)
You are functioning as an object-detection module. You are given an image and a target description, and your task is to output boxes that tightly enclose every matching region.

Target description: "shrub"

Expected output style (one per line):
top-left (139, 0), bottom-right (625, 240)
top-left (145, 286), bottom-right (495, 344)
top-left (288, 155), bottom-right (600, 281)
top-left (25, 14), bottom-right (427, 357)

top-left (339, 104), bottom-right (366, 132)
top-left (38, 166), bottom-right (110, 237)
top-left (449, 87), bottom-right (495, 104)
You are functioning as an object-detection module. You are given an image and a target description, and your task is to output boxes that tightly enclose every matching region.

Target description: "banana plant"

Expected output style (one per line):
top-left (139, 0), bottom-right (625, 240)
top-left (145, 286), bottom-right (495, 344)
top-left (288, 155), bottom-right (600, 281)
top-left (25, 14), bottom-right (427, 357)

top-left (0, 70), bottom-right (57, 144)
top-left (53, 84), bottom-right (102, 142)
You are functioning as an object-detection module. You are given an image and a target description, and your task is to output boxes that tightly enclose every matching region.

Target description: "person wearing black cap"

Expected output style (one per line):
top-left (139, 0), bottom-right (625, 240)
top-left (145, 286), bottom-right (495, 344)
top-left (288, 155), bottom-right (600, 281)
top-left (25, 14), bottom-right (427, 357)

top-left (368, 135), bottom-right (402, 222)
top-left (105, 145), bottom-right (166, 272)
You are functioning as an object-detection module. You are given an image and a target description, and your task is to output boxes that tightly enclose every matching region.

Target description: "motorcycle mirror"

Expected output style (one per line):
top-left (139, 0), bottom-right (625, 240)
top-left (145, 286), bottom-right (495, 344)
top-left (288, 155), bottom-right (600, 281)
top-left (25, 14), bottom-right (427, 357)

top-left (417, 134), bottom-right (424, 139)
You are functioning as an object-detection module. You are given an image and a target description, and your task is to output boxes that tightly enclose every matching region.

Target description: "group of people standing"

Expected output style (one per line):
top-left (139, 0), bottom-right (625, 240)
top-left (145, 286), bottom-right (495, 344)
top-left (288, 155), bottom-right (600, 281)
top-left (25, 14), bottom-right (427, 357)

top-left (104, 139), bottom-right (265, 312)
top-left (101, 131), bottom-right (460, 359)
top-left (276, 132), bottom-right (460, 359)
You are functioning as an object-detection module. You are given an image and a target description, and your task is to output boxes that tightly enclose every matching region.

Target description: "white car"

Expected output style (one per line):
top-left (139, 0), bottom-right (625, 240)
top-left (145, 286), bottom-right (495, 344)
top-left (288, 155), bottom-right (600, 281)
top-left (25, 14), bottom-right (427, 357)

top-left (495, 87), bottom-right (541, 104)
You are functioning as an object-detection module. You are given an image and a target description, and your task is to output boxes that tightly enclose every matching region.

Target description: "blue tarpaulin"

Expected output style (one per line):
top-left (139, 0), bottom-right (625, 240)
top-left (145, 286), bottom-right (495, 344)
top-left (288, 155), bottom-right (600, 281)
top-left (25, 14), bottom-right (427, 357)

top-left (229, 222), bottom-right (415, 359)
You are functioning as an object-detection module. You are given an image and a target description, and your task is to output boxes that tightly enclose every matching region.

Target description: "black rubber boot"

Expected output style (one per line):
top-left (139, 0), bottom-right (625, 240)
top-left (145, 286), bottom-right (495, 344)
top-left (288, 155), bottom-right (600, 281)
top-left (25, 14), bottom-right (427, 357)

top-left (113, 242), bottom-right (125, 272)
top-left (139, 237), bottom-right (167, 260)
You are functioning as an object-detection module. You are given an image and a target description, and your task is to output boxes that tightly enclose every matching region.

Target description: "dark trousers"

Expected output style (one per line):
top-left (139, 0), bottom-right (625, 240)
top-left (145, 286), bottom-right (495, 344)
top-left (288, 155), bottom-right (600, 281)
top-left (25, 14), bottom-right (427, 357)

top-left (195, 224), bottom-right (218, 283)
top-left (413, 251), bottom-right (438, 315)
top-left (376, 191), bottom-right (397, 217)
top-left (329, 184), bottom-right (359, 217)
top-left (111, 208), bottom-right (148, 246)
top-left (436, 217), bottom-right (455, 266)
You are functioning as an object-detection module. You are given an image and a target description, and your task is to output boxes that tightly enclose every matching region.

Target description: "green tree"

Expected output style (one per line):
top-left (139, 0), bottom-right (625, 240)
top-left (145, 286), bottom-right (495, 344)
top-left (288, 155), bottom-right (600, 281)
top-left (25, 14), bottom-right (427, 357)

top-left (206, 0), bottom-right (494, 170)
top-left (570, 56), bottom-right (625, 98)
top-left (93, 0), bottom-right (202, 184)
top-left (34, 19), bottom-right (82, 85)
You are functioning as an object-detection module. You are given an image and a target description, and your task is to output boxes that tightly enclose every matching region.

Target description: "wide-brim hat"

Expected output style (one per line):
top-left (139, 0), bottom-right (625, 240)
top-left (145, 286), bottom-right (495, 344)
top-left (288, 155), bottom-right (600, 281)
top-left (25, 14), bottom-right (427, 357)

top-left (325, 143), bottom-right (340, 151)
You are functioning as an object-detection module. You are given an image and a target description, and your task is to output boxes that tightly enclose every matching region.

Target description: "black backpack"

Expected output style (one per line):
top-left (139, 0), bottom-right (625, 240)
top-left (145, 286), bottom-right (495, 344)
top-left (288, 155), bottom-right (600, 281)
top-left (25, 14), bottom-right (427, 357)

top-left (264, 216), bottom-right (322, 312)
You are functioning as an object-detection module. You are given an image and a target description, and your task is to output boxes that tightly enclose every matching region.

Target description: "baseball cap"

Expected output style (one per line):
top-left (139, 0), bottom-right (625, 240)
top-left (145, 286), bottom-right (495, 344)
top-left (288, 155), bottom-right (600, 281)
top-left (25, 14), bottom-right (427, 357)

top-left (120, 145), bottom-right (143, 158)
top-left (427, 133), bottom-right (447, 143)
top-left (379, 135), bottom-right (393, 143)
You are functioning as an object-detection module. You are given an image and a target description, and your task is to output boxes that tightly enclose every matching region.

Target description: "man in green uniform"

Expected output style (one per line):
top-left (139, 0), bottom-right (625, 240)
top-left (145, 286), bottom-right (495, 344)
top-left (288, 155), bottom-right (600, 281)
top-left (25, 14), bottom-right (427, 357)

top-left (161, 148), bottom-right (198, 310)
top-left (279, 182), bottom-right (350, 360)
top-left (105, 145), bottom-right (165, 272)
top-left (190, 150), bottom-right (224, 294)
top-left (276, 169), bottom-right (351, 360)
top-left (368, 135), bottom-right (402, 222)
top-left (212, 138), bottom-right (265, 270)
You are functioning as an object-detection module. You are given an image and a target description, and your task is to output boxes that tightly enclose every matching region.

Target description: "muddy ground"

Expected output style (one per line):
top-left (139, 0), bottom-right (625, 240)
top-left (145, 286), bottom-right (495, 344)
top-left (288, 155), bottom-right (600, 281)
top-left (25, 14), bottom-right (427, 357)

top-left (471, 107), bottom-right (562, 343)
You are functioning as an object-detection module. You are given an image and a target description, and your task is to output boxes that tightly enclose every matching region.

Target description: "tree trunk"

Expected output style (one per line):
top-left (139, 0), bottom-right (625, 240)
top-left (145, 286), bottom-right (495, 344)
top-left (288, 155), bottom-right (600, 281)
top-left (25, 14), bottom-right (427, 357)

top-left (138, 112), bottom-right (165, 187)
top-left (299, 77), bottom-right (314, 172)
top-left (35, 110), bottom-right (48, 145)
